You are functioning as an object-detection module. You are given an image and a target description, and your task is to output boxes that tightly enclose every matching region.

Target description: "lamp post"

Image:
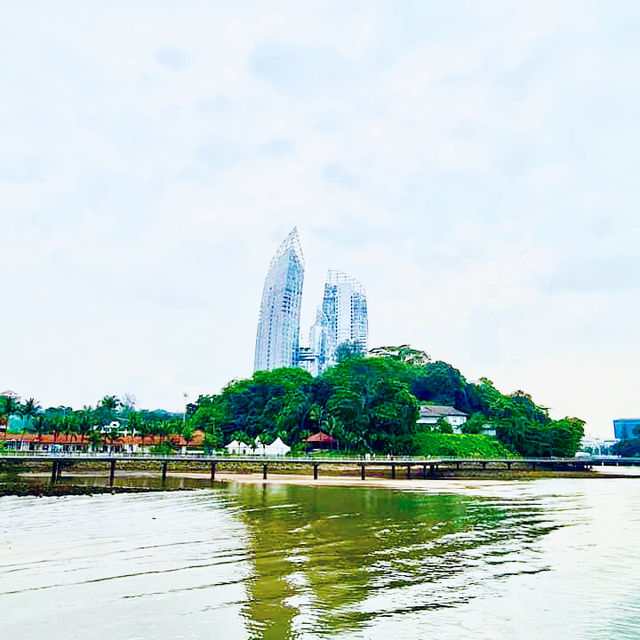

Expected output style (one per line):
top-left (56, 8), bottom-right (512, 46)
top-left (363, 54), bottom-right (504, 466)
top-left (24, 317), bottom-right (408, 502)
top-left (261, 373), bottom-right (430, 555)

top-left (183, 392), bottom-right (188, 426)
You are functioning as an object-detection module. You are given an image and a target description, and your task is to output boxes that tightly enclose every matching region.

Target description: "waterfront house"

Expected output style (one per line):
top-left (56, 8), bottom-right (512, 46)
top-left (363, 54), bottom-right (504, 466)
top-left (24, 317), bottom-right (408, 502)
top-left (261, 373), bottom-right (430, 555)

top-left (417, 405), bottom-right (468, 433)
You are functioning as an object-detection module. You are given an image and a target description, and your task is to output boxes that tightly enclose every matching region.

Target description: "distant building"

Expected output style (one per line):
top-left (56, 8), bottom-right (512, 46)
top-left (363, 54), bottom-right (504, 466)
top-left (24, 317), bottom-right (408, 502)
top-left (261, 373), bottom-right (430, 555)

top-left (321, 269), bottom-right (368, 368)
top-left (580, 437), bottom-right (619, 455)
top-left (0, 431), bottom-right (205, 455)
top-left (254, 228), bottom-right (305, 372)
top-left (613, 419), bottom-right (640, 440)
top-left (299, 308), bottom-right (335, 376)
top-left (417, 405), bottom-right (468, 433)
top-left (297, 346), bottom-right (320, 377)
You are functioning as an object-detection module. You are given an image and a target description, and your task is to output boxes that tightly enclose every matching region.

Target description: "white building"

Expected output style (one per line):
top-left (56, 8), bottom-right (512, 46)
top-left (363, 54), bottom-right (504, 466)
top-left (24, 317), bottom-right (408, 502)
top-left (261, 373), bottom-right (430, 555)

top-left (254, 228), bottom-right (305, 372)
top-left (321, 270), bottom-right (368, 365)
top-left (417, 405), bottom-right (468, 433)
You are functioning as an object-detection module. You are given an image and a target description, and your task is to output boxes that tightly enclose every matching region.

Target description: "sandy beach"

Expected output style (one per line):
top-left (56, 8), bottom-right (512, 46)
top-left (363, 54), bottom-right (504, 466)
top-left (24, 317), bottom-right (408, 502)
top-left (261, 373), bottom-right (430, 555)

top-left (174, 471), bottom-right (514, 492)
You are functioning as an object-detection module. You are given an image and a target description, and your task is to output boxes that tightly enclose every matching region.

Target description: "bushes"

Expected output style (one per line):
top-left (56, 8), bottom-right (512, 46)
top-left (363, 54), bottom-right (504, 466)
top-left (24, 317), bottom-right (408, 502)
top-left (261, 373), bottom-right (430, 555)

top-left (413, 432), bottom-right (516, 458)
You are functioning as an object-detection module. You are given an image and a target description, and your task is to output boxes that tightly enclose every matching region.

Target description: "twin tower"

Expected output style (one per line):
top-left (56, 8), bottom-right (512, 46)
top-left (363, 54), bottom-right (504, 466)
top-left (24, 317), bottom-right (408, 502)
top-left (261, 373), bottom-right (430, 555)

top-left (254, 228), bottom-right (369, 376)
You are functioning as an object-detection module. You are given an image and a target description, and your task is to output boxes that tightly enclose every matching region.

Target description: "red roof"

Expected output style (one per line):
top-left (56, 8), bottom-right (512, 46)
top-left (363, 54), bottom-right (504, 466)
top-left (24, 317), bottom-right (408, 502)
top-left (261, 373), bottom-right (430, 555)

top-left (0, 430), bottom-right (205, 447)
top-left (304, 432), bottom-right (336, 444)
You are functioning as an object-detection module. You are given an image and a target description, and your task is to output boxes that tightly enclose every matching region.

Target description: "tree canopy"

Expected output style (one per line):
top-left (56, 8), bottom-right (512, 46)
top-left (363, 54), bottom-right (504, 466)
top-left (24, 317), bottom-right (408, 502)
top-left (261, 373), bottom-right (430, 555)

top-left (2, 344), bottom-right (585, 457)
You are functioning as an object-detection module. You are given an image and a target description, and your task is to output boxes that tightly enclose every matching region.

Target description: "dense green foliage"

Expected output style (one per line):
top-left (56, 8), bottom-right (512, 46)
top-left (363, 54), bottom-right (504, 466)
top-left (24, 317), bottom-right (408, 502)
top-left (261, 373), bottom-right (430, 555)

top-left (192, 349), bottom-right (584, 457)
top-left (196, 359), bottom-right (420, 454)
top-left (1, 394), bottom-right (189, 450)
top-left (1, 345), bottom-right (585, 457)
top-left (413, 432), bottom-right (516, 458)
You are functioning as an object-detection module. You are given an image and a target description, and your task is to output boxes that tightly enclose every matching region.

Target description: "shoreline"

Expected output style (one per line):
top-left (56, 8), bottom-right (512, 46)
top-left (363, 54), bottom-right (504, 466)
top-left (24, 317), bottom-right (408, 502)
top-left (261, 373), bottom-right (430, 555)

top-left (1, 467), bottom-right (639, 497)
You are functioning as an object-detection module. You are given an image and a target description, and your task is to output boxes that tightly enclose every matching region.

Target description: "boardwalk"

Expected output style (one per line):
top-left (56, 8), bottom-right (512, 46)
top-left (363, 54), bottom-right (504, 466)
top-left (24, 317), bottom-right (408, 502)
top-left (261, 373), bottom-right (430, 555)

top-left (1, 453), bottom-right (638, 487)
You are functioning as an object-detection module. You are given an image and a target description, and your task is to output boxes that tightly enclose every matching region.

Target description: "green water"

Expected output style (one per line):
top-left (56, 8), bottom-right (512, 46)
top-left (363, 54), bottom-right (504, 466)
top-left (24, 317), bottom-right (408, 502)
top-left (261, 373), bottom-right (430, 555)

top-left (1, 479), bottom-right (639, 639)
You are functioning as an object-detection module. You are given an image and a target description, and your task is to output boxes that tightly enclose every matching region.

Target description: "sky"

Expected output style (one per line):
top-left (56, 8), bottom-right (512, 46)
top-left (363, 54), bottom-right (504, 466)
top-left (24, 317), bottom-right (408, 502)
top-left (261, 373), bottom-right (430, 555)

top-left (2, 1), bottom-right (639, 437)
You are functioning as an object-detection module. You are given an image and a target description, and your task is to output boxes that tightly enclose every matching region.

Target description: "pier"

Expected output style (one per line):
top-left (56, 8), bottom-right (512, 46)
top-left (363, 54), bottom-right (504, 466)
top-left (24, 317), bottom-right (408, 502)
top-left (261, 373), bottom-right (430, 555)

top-left (3, 453), bottom-right (639, 487)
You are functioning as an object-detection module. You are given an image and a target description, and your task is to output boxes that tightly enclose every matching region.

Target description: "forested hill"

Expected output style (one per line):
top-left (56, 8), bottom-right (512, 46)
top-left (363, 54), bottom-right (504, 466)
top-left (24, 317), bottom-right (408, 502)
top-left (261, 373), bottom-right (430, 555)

top-left (191, 346), bottom-right (585, 457)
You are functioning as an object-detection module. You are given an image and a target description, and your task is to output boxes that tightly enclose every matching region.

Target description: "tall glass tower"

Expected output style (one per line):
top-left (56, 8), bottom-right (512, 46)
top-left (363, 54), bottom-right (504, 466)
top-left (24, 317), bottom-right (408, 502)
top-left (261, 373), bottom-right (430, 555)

top-left (254, 228), bottom-right (305, 371)
top-left (321, 269), bottom-right (368, 365)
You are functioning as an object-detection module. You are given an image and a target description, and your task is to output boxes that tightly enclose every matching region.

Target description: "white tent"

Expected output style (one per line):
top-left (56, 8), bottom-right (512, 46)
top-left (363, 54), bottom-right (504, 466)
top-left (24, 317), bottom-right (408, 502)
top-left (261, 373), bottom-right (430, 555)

top-left (225, 440), bottom-right (253, 455)
top-left (253, 436), bottom-right (290, 456)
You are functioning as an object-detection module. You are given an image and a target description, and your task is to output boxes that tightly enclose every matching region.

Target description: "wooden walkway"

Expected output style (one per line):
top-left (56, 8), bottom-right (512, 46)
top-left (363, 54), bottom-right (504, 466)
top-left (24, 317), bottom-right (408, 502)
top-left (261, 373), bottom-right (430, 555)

top-left (1, 453), bottom-right (638, 487)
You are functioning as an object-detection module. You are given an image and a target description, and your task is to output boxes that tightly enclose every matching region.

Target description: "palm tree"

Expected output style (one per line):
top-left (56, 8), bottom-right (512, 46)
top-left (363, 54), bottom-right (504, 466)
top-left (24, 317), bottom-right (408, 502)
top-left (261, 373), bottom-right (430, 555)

top-left (20, 398), bottom-right (41, 432)
top-left (76, 409), bottom-right (93, 446)
top-left (100, 395), bottom-right (120, 411)
top-left (33, 415), bottom-right (46, 443)
top-left (0, 395), bottom-right (19, 430)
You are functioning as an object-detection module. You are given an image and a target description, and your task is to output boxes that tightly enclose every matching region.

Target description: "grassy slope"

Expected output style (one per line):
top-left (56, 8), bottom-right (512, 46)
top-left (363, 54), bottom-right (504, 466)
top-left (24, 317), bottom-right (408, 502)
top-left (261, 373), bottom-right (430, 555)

top-left (413, 432), bottom-right (516, 458)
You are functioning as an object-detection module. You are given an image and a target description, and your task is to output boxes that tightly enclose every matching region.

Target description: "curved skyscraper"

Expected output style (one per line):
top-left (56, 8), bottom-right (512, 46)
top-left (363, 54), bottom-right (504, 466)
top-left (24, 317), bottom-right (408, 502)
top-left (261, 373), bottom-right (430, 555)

top-left (254, 228), bottom-right (305, 371)
top-left (322, 269), bottom-right (368, 362)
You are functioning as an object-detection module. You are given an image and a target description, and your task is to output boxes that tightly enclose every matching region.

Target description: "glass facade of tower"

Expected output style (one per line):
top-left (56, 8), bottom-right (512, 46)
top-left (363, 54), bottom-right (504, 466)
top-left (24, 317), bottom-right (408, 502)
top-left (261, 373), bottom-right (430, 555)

top-left (254, 229), bottom-right (305, 372)
top-left (308, 307), bottom-right (335, 373)
top-left (321, 269), bottom-right (368, 367)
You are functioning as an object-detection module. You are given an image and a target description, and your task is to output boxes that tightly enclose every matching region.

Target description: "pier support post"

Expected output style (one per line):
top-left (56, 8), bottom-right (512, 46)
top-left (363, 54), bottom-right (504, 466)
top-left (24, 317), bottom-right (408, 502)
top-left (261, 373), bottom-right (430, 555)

top-left (391, 464), bottom-right (396, 479)
top-left (262, 464), bottom-right (268, 480)
top-left (210, 462), bottom-right (216, 484)
top-left (51, 461), bottom-right (58, 485)
top-left (161, 461), bottom-right (168, 487)
top-left (506, 461), bottom-right (512, 470)
top-left (456, 461), bottom-right (461, 470)
top-left (406, 465), bottom-right (412, 479)
top-left (109, 460), bottom-right (116, 487)
top-left (57, 462), bottom-right (63, 480)
top-left (422, 464), bottom-right (427, 478)
top-left (429, 463), bottom-right (436, 478)
top-left (313, 464), bottom-right (319, 480)
top-left (360, 465), bottom-right (365, 480)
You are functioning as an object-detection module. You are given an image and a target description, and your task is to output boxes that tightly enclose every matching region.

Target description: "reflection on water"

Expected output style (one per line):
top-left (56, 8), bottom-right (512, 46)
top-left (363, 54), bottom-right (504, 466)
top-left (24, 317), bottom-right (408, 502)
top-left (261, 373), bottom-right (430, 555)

top-left (233, 484), bottom-right (554, 639)
top-left (1, 479), bottom-right (640, 639)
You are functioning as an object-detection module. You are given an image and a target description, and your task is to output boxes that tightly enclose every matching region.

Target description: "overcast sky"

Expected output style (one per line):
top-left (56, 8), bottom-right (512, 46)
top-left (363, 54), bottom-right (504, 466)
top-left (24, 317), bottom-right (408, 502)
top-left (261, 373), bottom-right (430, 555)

top-left (2, 1), bottom-right (639, 436)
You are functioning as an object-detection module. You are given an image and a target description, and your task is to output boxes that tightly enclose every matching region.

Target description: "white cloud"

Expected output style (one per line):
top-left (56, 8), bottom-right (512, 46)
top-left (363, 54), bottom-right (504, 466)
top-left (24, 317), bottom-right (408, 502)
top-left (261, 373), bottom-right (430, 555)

top-left (2, 1), bottom-right (639, 436)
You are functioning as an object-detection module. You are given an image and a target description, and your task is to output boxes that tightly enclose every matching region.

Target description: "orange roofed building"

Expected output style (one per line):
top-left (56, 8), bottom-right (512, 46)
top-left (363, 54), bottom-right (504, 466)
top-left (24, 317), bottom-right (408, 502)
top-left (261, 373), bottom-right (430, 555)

top-left (0, 430), bottom-right (206, 455)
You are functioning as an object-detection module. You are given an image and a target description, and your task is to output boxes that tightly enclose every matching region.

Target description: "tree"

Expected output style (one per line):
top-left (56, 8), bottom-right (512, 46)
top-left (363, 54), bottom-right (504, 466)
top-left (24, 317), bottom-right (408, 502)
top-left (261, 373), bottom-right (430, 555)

top-left (33, 414), bottom-right (46, 442)
top-left (20, 398), bottom-right (41, 431)
top-left (435, 417), bottom-right (453, 434)
top-left (76, 408), bottom-right (93, 444)
top-left (369, 344), bottom-right (431, 366)
top-left (127, 411), bottom-right (142, 437)
top-left (461, 413), bottom-right (489, 434)
top-left (100, 395), bottom-right (120, 411)
top-left (96, 395), bottom-right (120, 427)
top-left (89, 429), bottom-right (102, 451)
top-left (335, 341), bottom-right (365, 363)
top-left (0, 395), bottom-right (19, 430)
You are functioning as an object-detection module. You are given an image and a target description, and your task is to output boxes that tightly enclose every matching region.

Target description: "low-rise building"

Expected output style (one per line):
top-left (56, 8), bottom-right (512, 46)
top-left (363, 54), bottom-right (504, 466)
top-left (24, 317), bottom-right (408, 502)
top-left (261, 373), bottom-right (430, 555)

top-left (417, 405), bottom-right (468, 433)
top-left (0, 431), bottom-right (205, 454)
